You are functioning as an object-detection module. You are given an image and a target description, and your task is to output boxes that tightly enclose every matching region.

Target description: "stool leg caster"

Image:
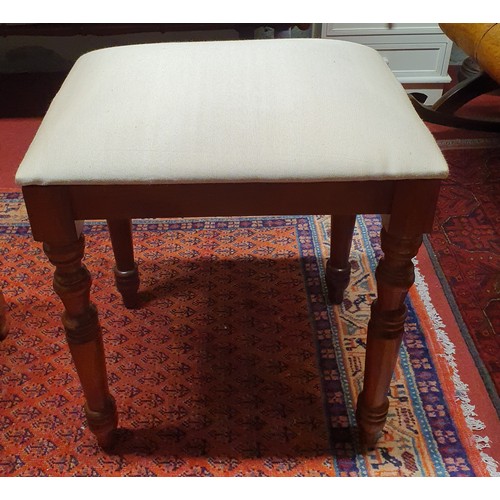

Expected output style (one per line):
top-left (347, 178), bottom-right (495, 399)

top-left (107, 219), bottom-right (140, 309)
top-left (113, 264), bottom-right (140, 309)
top-left (356, 228), bottom-right (422, 448)
top-left (84, 395), bottom-right (119, 449)
top-left (44, 236), bottom-right (118, 448)
top-left (356, 395), bottom-right (390, 450)
top-left (326, 214), bottom-right (356, 304)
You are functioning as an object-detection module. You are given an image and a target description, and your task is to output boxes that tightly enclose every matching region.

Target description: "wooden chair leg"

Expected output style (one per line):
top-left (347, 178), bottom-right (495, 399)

top-left (107, 218), bottom-right (140, 309)
top-left (356, 226), bottom-right (423, 448)
top-left (43, 235), bottom-right (118, 448)
top-left (0, 290), bottom-right (8, 340)
top-left (433, 71), bottom-right (498, 114)
top-left (410, 72), bottom-right (500, 132)
top-left (326, 214), bottom-right (356, 304)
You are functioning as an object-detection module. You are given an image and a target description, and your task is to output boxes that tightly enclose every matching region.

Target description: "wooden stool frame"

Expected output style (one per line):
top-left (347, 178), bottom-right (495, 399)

top-left (22, 178), bottom-right (441, 449)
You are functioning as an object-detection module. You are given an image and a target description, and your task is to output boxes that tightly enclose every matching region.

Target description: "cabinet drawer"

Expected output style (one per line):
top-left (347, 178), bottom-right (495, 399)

top-left (318, 23), bottom-right (453, 100)
top-left (320, 34), bottom-right (452, 83)
top-left (324, 23), bottom-right (441, 37)
top-left (371, 42), bottom-right (450, 82)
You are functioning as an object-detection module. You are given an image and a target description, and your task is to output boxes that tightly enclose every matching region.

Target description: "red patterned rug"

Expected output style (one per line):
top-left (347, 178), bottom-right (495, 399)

top-left (426, 136), bottom-right (500, 400)
top-left (0, 195), bottom-right (498, 476)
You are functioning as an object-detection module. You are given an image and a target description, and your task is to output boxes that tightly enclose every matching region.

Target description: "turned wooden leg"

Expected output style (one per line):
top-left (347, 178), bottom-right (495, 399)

top-left (356, 227), bottom-right (423, 448)
top-left (43, 235), bottom-right (118, 448)
top-left (0, 290), bottom-right (8, 340)
top-left (107, 219), bottom-right (140, 309)
top-left (326, 214), bottom-right (356, 304)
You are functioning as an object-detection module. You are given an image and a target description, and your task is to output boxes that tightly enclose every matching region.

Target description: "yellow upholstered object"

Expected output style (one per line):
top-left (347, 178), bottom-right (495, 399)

top-left (440, 23), bottom-right (500, 84)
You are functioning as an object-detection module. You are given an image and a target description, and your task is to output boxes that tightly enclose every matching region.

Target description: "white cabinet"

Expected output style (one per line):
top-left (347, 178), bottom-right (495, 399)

top-left (318, 23), bottom-right (453, 104)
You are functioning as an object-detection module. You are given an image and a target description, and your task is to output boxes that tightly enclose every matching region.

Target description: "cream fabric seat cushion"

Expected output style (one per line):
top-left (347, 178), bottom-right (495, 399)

top-left (15, 38), bottom-right (448, 186)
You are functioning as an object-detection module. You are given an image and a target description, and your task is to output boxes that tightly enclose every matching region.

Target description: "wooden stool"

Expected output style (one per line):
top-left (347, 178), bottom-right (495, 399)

top-left (16, 39), bottom-right (448, 449)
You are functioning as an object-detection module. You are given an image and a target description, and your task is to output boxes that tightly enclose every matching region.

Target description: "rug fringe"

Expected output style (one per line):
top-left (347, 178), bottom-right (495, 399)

top-left (413, 259), bottom-right (499, 476)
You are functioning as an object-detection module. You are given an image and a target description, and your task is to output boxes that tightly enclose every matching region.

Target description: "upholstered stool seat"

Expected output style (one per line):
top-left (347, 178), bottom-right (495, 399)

top-left (16, 39), bottom-right (446, 185)
top-left (16, 38), bottom-right (448, 450)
